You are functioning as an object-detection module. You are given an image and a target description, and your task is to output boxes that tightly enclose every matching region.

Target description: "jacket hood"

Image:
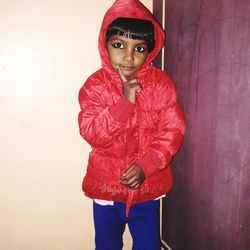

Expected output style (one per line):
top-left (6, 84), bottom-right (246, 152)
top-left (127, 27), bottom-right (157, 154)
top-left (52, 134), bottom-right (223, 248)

top-left (98, 0), bottom-right (165, 77)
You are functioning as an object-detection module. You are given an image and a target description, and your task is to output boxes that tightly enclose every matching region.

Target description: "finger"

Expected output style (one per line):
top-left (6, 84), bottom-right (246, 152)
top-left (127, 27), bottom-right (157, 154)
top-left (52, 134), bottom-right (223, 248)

top-left (123, 78), bottom-right (140, 86)
top-left (123, 83), bottom-right (141, 93)
top-left (129, 181), bottom-right (141, 190)
top-left (122, 170), bottom-right (138, 182)
top-left (119, 179), bottom-right (129, 185)
top-left (120, 177), bottom-right (141, 189)
top-left (135, 84), bottom-right (142, 93)
top-left (120, 164), bottom-right (142, 181)
top-left (123, 80), bottom-right (141, 92)
top-left (119, 173), bottom-right (132, 183)
top-left (120, 174), bottom-right (136, 186)
top-left (116, 66), bottom-right (127, 84)
top-left (119, 172), bottom-right (134, 183)
top-left (128, 78), bottom-right (139, 84)
top-left (119, 175), bottom-right (126, 181)
top-left (127, 180), bottom-right (140, 188)
top-left (122, 165), bottom-right (135, 177)
top-left (119, 172), bottom-right (130, 181)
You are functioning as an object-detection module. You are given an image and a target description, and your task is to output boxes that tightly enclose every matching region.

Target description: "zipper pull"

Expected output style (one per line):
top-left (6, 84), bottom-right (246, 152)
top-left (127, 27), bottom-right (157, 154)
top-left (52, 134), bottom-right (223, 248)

top-left (126, 189), bottom-right (135, 217)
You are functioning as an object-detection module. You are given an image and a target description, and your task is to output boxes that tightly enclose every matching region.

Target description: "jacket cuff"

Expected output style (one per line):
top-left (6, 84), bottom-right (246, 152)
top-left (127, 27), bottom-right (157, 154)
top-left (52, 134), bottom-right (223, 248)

top-left (110, 97), bottom-right (135, 123)
top-left (136, 150), bottom-right (163, 178)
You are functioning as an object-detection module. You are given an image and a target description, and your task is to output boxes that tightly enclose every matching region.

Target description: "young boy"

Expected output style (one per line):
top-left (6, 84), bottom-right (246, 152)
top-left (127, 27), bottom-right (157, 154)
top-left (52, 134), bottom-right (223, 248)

top-left (78, 0), bottom-right (185, 249)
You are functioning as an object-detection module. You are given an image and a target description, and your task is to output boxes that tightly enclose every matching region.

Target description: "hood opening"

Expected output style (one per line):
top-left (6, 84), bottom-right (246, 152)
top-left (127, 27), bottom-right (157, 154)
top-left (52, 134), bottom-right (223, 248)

top-left (106, 17), bottom-right (155, 53)
top-left (98, 0), bottom-right (165, 76)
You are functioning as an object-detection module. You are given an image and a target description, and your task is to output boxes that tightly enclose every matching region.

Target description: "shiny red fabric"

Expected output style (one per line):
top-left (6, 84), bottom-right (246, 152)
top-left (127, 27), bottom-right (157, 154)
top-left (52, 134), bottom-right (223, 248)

top-left (78, 0), bottom-right (185, 212)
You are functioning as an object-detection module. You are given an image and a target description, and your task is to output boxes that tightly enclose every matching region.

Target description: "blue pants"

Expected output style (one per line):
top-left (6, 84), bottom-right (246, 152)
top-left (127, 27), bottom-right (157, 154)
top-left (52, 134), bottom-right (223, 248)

top-left (93, 200), bottom-right (161, 250)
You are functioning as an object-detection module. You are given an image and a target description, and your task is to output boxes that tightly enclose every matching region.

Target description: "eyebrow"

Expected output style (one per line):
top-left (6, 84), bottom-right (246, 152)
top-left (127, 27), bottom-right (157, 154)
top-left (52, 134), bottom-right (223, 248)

top-left (109, 36), bottom-right (148, 45)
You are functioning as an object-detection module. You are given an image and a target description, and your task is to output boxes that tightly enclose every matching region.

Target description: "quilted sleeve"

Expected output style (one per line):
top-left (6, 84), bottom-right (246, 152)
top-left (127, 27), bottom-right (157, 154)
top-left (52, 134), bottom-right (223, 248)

top-left (136, 79), bottom-right (186, 177)
top-left (78, 78), bottom-right (135, 148)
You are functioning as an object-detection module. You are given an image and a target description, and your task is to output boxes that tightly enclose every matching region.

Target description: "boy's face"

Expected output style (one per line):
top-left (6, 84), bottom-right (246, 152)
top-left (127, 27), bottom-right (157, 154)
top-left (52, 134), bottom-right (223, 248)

top-left (106, 35), bottom-right (149, 78)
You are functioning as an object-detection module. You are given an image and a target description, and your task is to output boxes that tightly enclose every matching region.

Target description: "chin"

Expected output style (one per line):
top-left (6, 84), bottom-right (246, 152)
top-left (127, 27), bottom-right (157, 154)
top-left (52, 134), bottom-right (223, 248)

top-left (123, 72), bottom-right (133, 77)
top-left (122, 70), bottom-right (135, 77)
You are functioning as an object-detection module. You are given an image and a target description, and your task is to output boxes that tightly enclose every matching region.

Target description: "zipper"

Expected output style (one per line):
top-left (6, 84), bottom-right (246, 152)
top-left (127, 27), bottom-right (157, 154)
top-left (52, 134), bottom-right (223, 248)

top-left (125, 93), bottom-right (143, 216)
top-left (124, 113), bottom-right (134, 217)
top-left (124, 93), bottom-right (143, 217)
top-left (136, 93), bottom-right (143, 158)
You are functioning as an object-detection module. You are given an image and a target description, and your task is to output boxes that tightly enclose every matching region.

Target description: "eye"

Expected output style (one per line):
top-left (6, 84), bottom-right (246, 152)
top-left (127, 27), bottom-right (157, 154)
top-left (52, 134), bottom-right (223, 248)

top-left (135, 45), bottom-right (147, 53)
top-left (111, 42), bottom-right (124, 49)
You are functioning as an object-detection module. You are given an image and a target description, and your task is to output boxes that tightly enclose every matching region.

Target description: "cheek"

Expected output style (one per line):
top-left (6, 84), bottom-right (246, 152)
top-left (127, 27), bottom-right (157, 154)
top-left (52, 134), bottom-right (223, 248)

top-left (136, 55), bottom-right (147, 67)
top-left (108, 57), bottom-right (117, 69)
top-left (109, 52), bottom-right (120, 64)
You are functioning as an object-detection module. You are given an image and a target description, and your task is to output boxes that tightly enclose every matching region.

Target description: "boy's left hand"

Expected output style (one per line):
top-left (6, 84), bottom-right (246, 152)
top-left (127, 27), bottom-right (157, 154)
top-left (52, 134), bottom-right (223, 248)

top-left (119, 163), bottom-right (145, 190)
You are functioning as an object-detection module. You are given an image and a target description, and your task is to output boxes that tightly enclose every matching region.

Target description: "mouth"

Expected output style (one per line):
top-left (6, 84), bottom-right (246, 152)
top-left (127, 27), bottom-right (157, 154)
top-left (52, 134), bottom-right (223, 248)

top-left (120, 65), bottom-right (134, 71)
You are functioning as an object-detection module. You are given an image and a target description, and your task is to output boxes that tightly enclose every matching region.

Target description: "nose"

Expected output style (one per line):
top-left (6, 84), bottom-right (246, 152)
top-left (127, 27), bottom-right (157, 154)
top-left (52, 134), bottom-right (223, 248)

top-left (123, 49), bottom-right (133, 62)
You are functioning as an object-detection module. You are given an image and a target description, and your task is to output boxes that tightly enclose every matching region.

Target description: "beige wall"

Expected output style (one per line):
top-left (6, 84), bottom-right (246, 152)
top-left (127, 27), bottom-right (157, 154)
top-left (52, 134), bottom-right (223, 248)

top-left (0, 0), bottom-right (152, 249)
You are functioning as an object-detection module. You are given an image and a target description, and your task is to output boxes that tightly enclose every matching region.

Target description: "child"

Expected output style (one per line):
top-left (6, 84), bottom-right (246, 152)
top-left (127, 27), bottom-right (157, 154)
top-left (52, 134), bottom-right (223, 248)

top-left (78, 0), bottom-right (185, 249)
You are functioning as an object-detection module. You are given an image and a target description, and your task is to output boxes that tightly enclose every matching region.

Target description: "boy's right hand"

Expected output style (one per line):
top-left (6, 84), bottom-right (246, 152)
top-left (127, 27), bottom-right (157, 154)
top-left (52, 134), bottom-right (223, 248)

top-left (116, 66), bottom-right (141, 104)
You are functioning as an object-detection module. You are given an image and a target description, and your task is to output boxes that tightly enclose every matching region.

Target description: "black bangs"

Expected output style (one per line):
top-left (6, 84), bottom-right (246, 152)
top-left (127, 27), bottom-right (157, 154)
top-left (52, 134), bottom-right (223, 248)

top-left (106, 18), bottom-right (155, 52)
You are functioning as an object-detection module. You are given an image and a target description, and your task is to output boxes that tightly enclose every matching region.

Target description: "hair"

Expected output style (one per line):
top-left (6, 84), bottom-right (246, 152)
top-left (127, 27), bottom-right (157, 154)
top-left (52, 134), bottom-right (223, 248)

top-left (106, 18), bottom-right (155, 52)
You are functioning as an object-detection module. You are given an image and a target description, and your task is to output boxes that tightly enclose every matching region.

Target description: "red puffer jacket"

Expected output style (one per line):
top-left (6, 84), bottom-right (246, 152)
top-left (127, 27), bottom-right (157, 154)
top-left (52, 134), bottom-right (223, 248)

top-left (78, 0), bottom-right (185, 213)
